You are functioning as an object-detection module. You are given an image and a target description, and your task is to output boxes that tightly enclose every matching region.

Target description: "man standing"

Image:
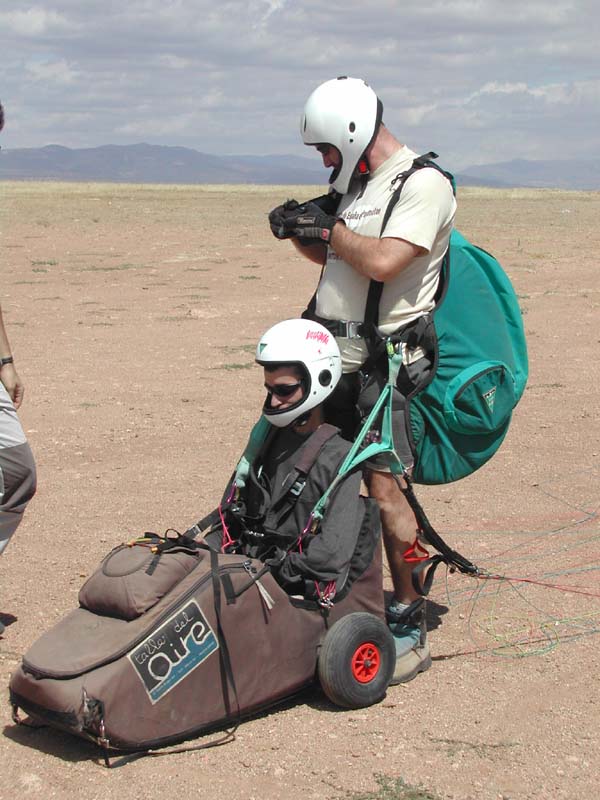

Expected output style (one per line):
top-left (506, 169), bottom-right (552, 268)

top-left (0, 101), bottom-right (38, 634)
top-left (269, 76), bottom-right (456, 683)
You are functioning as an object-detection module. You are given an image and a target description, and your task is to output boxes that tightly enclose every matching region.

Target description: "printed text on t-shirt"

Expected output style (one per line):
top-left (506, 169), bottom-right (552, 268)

top-left (341, 206), bottom-right (382, 224)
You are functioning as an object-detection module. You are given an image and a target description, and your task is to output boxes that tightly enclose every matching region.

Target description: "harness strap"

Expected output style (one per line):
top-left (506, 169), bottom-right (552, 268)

top-left (267, 423), bottom-right (340, 524)
top-left (360, 314), bottom-right (435, 380)
top-left (310, 315), bottom-right (365, 339)
top-left (192, 509), bottom-right (220, 535)
top-left (395, 473), bottom-right (480, 595)
top-left (210, 550), bottom-right (241, 721)
top-left (195, 423), bottom-right (342, 554)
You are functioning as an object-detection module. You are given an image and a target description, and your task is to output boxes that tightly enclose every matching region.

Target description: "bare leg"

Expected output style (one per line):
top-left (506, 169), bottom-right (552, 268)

top-left (366, 469), bottom-right (421, 605)
top-left (366, 468), bottom-right (431, 683)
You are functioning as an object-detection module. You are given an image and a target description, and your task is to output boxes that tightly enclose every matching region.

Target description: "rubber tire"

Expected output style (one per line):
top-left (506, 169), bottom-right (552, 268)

top-left (318, 612), bottom-right (395, 709)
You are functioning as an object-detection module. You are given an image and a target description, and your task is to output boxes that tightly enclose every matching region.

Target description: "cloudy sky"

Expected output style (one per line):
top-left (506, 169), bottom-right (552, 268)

top-left (0, 1), bottom-right (597, 170)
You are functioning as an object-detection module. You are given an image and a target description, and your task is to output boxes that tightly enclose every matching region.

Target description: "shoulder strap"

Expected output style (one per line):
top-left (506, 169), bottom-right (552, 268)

top-left (295, 423), bottom-right (340, 474)
top-left (364, 152), bottom-right (455, 330)
top-left (270, 423), bottom-right (340, 520)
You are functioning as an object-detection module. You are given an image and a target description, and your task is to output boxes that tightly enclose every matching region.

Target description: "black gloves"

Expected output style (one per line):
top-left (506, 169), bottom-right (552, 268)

top-left (268, 199), bottom-right (301, 240)
top-left (285, 201), bottom-right (340, 243)
top-left (268, 193), bottom-right (343, 245)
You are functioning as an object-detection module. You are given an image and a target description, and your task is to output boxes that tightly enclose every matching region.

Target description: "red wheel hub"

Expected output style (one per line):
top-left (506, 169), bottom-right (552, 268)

top-left (351, 642), bottom-right (381, 683)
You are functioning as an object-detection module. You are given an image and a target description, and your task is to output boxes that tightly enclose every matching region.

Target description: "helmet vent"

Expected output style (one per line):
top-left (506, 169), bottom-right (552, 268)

top-left (318, 369), bottom-right (332, 387)
top-left (349, 122), bottom-right (356, 133)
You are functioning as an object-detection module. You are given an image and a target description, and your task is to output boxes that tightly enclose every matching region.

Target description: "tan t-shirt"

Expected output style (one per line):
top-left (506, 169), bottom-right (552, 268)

top-left (315, 145), bottom-right (457, 370)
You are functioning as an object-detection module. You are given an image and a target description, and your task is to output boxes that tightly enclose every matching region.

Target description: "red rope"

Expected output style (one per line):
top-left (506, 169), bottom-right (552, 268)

top-left (476, 572), bottom-right (600, 599)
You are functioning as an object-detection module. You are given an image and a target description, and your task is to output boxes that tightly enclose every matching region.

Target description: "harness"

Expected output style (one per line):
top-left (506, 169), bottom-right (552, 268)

top-left (191, 422), bottom-right (341, 558)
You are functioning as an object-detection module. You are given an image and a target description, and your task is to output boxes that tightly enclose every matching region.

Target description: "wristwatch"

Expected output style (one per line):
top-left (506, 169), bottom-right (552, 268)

top-left (0, 356), bottom-right (14, 367)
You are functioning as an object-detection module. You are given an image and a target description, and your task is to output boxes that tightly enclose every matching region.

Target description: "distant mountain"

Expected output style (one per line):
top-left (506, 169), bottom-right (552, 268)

top-left (460, 158), bottom-right (600, 191)
top-left (1, 143), bottom-right (598, 189)
top-left (0, 143), bottom-right (324, 185)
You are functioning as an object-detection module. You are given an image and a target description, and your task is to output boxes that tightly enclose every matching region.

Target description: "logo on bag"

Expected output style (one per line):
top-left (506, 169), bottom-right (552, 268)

top-left (128, 599), bottom-right (219, 704)
top-left (482, 386), bottom-right (497, 412)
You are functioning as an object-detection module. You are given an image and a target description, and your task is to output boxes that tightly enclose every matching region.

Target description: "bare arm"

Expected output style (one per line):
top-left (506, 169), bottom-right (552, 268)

top-left (289, 224), bottom-right (423, 276)
top-left (290, 237), bottom-right (328, 265)
top-left (0, 304), bottom-right (25, 409)
top-left (329, 223), bottom-right (425, 282)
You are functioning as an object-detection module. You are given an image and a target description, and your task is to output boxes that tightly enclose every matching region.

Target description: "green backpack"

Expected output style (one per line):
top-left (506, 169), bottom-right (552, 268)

top-left (368, 153), bottom-right (528, 485)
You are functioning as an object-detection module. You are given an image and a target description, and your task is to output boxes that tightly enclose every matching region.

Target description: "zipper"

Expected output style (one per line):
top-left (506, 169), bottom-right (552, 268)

top-left (22, 560), bottom-right (249, 680)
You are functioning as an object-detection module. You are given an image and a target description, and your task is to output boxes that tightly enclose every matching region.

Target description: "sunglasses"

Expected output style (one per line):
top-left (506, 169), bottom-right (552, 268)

top-left (264, 381), bottom-right (303, 398)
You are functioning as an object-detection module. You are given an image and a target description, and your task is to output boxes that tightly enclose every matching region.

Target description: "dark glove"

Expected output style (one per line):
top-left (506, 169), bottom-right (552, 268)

top-left (281, 200), bottom-right (342, 244)
top-left (268, 199), bottom-right (301, 240)
top-left (305, 191), bottom-right (342, 216)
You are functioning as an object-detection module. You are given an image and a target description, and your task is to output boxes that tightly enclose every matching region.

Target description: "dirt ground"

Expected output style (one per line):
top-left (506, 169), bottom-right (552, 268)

top-left (0, 181), bottom-right (598, 800)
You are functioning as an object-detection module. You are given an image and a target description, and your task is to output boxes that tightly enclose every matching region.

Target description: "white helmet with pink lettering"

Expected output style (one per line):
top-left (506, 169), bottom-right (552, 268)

top-left (256, 318), bottom-right (342, 427)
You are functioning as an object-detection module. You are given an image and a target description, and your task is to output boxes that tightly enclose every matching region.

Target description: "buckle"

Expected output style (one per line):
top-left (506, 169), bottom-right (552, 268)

top-left (313, 315), bottom-right (364, 339)
top-left (345, 320), bottom-right (364, 338)
top-left (289, 478), bottom-right (306, 497)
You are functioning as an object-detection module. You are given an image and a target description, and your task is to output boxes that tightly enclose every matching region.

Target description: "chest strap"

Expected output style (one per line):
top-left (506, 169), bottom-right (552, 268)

top-left (310, 315), bottom-right (365, 340)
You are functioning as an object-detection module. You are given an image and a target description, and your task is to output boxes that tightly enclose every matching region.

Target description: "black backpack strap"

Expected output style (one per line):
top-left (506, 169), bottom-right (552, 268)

top-left (363, 152), bottom-right (454, 336)
top-left (294, 423), bottom-right (340, 474)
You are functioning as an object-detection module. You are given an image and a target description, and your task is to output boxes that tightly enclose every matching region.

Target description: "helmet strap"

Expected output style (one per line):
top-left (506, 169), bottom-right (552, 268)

top-left (352, 99), bottom-right (382, 185)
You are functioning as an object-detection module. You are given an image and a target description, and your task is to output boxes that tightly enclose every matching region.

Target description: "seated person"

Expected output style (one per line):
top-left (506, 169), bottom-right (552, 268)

top-left (203, 318), bottom-right (379, 603)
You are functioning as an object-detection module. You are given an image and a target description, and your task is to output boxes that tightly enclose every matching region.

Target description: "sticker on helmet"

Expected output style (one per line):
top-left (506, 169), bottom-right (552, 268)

top-left (306, 329), bottom-right (330, 345)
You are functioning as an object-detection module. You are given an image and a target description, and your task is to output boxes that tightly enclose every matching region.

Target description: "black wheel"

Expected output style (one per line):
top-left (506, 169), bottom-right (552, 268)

top-left (318, 612), bottom-right (395, 709)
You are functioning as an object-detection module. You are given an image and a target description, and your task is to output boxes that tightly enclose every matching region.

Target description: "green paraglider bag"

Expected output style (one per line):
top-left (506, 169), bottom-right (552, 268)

top-left (407, 228), bottom-right (528, 484)
top-left (366, 155), bottom-right (528, 485)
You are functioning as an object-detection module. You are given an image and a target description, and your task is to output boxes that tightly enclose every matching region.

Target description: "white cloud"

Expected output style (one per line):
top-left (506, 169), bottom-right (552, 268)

top-left (254, 0), bottom-right (288, 27)
top-left (530, 80), bottom-right (600, 106)
top-left (0, 6), bottom-right (75, 36)
top-left (157, 55), bottom-right (192, 70)
top-left (468, 78), bottom-right (600, 109)
top-left (25, 58), bottom-right (79, 85)
top-left (403, 104), bottom-right (438, 126)
top-left (473, 82), bottom-right (530, 97)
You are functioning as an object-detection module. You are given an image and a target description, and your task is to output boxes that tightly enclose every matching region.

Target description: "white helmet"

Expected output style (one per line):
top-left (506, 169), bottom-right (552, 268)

top-left (256, 319), bottom-right (342, 428)
top-left (300, 76), bottom-right (383, 194)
